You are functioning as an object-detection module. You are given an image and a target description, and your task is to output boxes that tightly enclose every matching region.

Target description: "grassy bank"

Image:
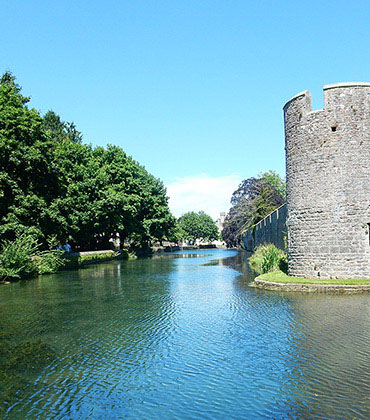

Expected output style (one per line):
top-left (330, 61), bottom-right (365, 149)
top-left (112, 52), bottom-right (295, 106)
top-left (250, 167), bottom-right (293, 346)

top-left (0, 244), bottom-right (132, 283)
top-left (62, 250), bottom-right (130, 270)
top-left (256, 270), bottom-right (370, 285)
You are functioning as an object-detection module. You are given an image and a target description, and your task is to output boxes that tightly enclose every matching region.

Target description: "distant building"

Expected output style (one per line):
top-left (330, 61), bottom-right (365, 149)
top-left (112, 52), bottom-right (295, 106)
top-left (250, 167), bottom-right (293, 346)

top-left (215, 212), bottom-right (226, 247)
top-left (216, 212), bottom-right (226, 234)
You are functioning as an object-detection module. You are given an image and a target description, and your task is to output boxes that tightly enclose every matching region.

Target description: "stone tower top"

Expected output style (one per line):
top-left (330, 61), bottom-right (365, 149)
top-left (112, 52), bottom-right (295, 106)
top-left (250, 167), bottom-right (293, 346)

top-left (283, 82), bottom-right (370, 116)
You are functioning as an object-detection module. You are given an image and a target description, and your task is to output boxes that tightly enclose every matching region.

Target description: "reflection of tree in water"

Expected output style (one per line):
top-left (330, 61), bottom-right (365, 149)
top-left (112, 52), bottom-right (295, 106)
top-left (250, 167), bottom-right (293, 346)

top-left (0, 318), bottom-right (55, 416)
top-left (150, 252), bottom-right (208, 260)
top-left (205, 249), bottom-right (256, 283)
top-left (279, 294), bottom-right (370, 419)
top-left (2, 252), bottom-right (369, 419)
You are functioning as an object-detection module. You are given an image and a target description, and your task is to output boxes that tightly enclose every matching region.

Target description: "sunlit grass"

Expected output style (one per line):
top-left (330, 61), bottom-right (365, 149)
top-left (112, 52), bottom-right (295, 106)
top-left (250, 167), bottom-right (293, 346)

top-left (256, 270), bottom-right (370, 285)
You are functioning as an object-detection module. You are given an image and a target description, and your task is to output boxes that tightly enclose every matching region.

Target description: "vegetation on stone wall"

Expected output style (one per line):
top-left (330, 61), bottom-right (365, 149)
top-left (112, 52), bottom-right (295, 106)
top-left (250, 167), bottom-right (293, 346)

top-left (222, 171), bottom-right (285, 247)
top-left (0, 72), bottom-right (176, 254)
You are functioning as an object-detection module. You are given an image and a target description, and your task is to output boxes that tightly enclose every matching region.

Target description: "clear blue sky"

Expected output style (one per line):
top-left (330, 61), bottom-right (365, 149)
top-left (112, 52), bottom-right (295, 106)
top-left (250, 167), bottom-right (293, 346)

top-left (2, 1), bottom-right (370, 217)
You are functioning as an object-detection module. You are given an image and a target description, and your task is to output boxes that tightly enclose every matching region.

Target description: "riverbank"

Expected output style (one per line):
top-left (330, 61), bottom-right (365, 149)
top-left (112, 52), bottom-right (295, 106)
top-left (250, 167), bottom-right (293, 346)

top-left (66, 244), bottom-right (218, 262)
top-left (253, 270), bottom-right (370, 293)
top-left (151, 244), bottom-right (218, 253)
top-left (62, 249), bottom-right (131, 269)
top-left (0, 250), bottom-right (131, 284)
top-left (0, 245), bottom-right (222, 284)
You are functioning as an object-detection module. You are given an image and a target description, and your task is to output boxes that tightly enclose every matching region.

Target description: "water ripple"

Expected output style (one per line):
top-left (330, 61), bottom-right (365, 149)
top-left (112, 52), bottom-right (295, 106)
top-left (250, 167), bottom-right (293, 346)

top-left (0, 250), bottom-right (369, 419)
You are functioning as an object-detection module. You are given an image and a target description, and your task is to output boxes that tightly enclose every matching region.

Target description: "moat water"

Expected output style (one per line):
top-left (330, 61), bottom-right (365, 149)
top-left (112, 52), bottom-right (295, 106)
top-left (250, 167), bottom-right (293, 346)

top-left (0, 249), bottom-right (369, 419)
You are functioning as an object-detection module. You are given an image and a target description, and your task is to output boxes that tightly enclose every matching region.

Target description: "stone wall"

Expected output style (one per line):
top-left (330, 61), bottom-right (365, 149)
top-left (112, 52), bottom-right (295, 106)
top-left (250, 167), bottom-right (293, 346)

top-left (284, 83), bottom-right (370, 279)
top-left (241, 204), bottom-right (287, 251)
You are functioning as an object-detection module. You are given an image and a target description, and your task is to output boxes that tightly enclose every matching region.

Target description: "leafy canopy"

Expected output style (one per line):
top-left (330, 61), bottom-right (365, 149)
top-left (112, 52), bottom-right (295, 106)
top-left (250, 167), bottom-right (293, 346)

top-left (179, 211), bottom-right (219, 243)
top-left (0, 72), bottom-right (175, 250)
top-left (222, 173), bottom-right (285, 247)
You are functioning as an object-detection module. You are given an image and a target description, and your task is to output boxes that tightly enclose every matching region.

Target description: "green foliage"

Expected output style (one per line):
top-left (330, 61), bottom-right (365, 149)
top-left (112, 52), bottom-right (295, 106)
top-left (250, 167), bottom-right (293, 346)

top-left (43, 110), bottom-right (82, 143)
top-left (259, 170), bottom-right (286, 199)
top-left (249, 244), bottom-right (287, 274)
top-left (0, 72), bottom-right (60, 244)
top-left (0, 234), bottom-right (65, 280)
top-left (178, 211), bottom-right (219, 243)
top-left (165, 221), bottom-right (183, 244)
top-left (222, 176), bottom-right (285, 247)
top-left (34, 250), bottom-right (64, 274)
top-left (0, 234), bottom-right (39, 280)
top-left (0, 72), bottom-right (175, 251)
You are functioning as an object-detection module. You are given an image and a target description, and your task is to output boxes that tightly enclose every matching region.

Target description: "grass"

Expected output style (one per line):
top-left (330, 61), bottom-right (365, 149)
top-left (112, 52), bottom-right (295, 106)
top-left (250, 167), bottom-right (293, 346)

top-left (62, 250), bottom-right (130, 269)
top-left (256, 270), bottom-right (370, 285)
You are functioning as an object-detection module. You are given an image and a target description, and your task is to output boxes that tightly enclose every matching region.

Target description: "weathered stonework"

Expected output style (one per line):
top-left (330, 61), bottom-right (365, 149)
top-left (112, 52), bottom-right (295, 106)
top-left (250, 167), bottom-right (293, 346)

top-left (284, 83), bottom-right (370, 279)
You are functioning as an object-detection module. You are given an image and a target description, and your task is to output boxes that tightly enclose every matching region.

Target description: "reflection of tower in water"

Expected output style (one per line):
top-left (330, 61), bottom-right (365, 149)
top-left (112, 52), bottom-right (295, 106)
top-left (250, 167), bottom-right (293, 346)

top-left (283, 294), bottom-right (370, 419)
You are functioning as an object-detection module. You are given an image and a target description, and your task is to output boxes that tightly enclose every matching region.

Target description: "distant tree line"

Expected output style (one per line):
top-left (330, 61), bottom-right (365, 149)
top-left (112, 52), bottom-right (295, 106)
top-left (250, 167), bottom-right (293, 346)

top-left (0, 72), bottom-right (177, 251)
top-left (222, 171), bottom-right (286, 247)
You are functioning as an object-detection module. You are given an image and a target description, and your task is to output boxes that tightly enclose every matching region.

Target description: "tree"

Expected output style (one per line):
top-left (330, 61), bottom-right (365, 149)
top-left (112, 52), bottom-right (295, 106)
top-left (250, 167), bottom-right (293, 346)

top-left (0, 72), bottom-right (176, 251)
top-left (179, 211), bottom-right (219, 243)
top-left (222, 175), bottom-right (285, 248)
top-left (0, 71), bottom-right (59, 243)
top-left (259, 170), bottom-right (286, 199)
top-left (43, 110), bottom-right (82, 144)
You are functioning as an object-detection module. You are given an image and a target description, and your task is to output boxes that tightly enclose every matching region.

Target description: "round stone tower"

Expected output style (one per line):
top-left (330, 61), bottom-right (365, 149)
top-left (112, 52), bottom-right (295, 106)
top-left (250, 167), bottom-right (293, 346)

top-left (284, 83), bottom-right (370, 279)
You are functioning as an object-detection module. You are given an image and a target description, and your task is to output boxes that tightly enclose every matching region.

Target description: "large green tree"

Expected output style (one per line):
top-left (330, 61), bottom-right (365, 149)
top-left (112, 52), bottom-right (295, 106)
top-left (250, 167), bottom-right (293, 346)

top-left (0, 72), bottom-right (175, 250)
top-left (259, 170), bottom-right (286, 199)
top-left (179, 211), bottom-right (219, 244)
top-left (0, 72), bottom-right (59, 243)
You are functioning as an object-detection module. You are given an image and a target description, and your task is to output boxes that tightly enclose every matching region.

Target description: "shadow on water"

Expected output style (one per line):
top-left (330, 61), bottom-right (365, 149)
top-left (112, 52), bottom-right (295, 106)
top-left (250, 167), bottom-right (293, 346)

top-left (0, 326), bottom-right (55, 415)
top-left (204, 248), bottom-right (256, 282)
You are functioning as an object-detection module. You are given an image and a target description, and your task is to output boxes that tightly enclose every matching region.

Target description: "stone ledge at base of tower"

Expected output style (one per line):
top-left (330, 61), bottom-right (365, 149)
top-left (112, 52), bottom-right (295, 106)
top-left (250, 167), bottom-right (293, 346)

top-left (252, 271), bottom-right (370, 293)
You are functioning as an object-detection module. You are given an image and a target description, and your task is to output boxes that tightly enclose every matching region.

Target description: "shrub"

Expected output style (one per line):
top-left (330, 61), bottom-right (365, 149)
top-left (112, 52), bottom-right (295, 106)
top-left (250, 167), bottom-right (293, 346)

top-left (0, 236), bottom-right (131, 281)
top-left (0, 234), bottom-right (66, 280)
top-left (34, 250), bottom-right (65, 274)
top-left (0, 234), bottom-right (39, 281)
top-left (249, 244), bottom-right (287, 274)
